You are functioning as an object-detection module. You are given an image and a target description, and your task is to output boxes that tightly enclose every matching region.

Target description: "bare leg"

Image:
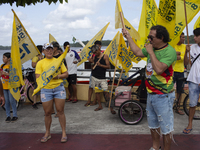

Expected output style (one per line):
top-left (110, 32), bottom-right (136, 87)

top-left (183, 106), bottom-right (195, 133)
top-left (42, 99), bottom-right (53, 137)
top-left (85, 88), bottom-right (93, 106)
top-left (71, 84), bottom-right (77, 100)
top-left (54, 98), bottom-right (66, 138)
top-left (163, 133), bottom-right (172, 150)
top-left (150, 128), bottom-right (161, 150)
top-left (94, 93), bottom-right (103, 111)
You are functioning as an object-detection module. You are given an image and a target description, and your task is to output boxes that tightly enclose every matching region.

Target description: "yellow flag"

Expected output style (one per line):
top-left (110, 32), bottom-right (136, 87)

top-left (157, 0), bottom-right (176, 39)
top-left (137, 0), bottom-right (158, 49)
top-left (104, 31), bottom-right (122, 70)
top-left (12, 9), bottom-right (40, 64)
top-left (117, 33), bottom-right (133, 72)
top-left (170, 0), bottom-right (200, 47)
top-left (115, 0), bottom-right (140, 40)
top-left (77, 22), bottom-right (110, 66)
top-left (49, 33), bottom-right (57, 43)
top-left (33, 47), bottom-right (69, 95)
top-left (8, 16), bottom-right (25, 101)
top-left (194, 16), bottom-right (200, 29)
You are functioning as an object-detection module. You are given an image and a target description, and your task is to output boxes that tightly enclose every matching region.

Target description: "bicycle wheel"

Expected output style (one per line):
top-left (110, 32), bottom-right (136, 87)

top-left (118, 100), bottom-right (144, 125)
top-left (183, 94), bottom-right (200, 120)
top-left (27, 83), bottom-right (41, 104)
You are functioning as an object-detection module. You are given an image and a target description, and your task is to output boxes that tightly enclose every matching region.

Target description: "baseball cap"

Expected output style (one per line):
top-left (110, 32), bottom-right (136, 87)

top-left (43, 43), bottom-right (53, 49)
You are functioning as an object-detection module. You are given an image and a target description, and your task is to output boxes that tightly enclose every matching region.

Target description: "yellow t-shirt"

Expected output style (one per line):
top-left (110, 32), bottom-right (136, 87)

top-left (0, 64), bottom-right (9, 89)
top-left (174, 44), bottom-right (186, 72)
top-left (35, 58), bottom-right (67, 89)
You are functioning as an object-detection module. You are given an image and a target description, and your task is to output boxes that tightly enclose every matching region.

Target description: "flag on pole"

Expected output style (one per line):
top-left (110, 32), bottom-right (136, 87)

top-left (77, 22), bottom-right (110, 66)
top-left (117, 33), bottom-right (133, 72)
top-left (115, 0), bottom-right (140, 40)
top-left (49, 33), bottom-right (57, 43)
top-left (137, 0), bottom-right (158, 49)
top-left (72, 36), bottom-right (76, 43)
top-left (8, 16), bottom-right (25, 101)
top-left (12, 9), bottom-right (40, 64)
top-left (194, 16), bottom-right (200, 29)
top-left (169, 0), bottom-right (200, 47)
top-left (33, 47), bottom-right (69, 95)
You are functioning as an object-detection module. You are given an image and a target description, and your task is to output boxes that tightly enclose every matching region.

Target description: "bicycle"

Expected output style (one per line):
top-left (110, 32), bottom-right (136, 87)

top-left (173, 77), bottom-right (200, 120)
top-left (1, 68), bottom-right (41, 111)
top-left (103, 67), bottom-right (146, 125)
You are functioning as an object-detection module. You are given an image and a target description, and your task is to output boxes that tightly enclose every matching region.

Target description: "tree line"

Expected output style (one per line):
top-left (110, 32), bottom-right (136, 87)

top-left (0, 36), bottom-right (196, 50)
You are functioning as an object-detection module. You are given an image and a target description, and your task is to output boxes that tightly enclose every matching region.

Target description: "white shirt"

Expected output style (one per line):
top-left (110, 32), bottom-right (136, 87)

top-left (65, 50), bottom-right (80, 75)
top-left (187, 44), bottom-right (200, 84)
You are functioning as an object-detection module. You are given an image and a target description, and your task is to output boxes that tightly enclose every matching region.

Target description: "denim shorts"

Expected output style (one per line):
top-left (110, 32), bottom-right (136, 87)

top-left (41, 83), bottom-right (66, 102)
top-left (188, 81), bottom-right (200, 107)
top-left (146, 91), bottom-right (175, 135)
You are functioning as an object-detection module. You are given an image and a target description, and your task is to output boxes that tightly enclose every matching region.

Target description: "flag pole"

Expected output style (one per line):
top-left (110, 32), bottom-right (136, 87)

top-left (183, 0), bottom-right (191, 69)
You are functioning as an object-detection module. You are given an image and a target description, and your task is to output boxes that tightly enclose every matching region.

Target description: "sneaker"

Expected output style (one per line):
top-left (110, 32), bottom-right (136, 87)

top-left (32, 103), bottom-right (38, 109)
top-left (11, 117), bottom-right (18, 122)
top-left (5, 117), bottom-right (11, 123)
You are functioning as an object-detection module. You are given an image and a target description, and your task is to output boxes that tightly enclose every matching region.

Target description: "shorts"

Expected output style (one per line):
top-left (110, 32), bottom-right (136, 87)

top-left (188, 81), bottom-right (200, 107)
top-left (146, 91), bottom-right (175, 135)
top-left (67, 74), bottom-right (77, 84)
top-left (40, 83), bottom-right (66, 102)
top-left (91, 76), bottom-right (107, 93)
top-left (173, 72), bottom-right (184, 93)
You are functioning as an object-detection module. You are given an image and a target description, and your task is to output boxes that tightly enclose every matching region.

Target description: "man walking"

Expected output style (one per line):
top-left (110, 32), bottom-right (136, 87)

top-left (122, 25), bottom-right (177, 150)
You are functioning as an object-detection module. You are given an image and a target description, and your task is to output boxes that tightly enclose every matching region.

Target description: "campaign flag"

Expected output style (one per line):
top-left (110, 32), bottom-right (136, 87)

top-left (194, 16), bottom-right (200, 29)
top-left (117, 33), bottom-right (133, 72)
top-left (33, 47), bottom-right (69, 95)
top-left (8, 16), bottom-right (25, 101)
top-left (104, 31), bottom-right (122, 70)
top-left (115, 0), bottom-right (140, 40)
top-left (12, 9), bottom-right (40, 64)
top-left (137, 0), bottom-right (158, 49)
top-left (72, 36), bottom-right (76, 43)
top-left (77, 22), bottom-right (110, 66)
top-left (49, 33), bottom-right (57, 43)
top-left (157, 0), bottom-right (176, 40)
top-left (170, 0), bottom-right (200, 47)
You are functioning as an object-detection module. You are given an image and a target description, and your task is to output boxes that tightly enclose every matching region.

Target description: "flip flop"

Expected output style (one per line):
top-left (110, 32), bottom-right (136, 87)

top-left (175, 109), bottom-right (185, 115)
top-left (41, 135), bottom-right (51, 143)
top-left (84, 102), bottom-right (90, 107)
top-left (90, 102), bottom-right (97, 106)
top-left (61, 136), bottom-right (67, 143)
top-left (94, 107), bottom-right (103, 111)
top-left (183, 128), bottom-right (192, 134)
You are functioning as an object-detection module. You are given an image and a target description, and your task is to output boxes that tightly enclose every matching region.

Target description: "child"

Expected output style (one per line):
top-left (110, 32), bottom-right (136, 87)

top-left (0, 52), bottom-right (18, 123)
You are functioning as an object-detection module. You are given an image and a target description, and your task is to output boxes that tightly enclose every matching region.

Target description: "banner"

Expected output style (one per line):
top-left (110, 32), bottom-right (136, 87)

top-left (170, 0), bottom-right (200, 47)
top-left (137, 0), bottom-right (158, 49)
top-left (8, 16), bottom-right (25, 101)
top-left (117, 33), bottom-right (133, 72)
top-left (115, 0), bottom-right (140, 40)
top-left (104, 31), bottom-right (122, 70)
top-left (12, 9), bottom-right (40, 64)
top-left (49, 33), bottom-right (57, 43)
top-left (72, 36), bottom-right (76, 43)
top-left (194, 16), bottom-right (200, 29)
top-left (77, 22), bottom-right (110, 66)
top-left (157, 0), bottom-right (176, 39)
top-left (33, 47), bottom-right (69, 95)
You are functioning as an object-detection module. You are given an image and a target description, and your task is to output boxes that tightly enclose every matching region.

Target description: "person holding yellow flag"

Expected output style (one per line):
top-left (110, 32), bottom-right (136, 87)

top-left (123, 25), bottom-right (177, 150)
top-left (35, 43), bottom-right (68, 143)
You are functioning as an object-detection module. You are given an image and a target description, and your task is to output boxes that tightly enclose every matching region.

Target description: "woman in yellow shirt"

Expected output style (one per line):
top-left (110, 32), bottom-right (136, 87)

top-left (35, 43), bottom-right (68, 143)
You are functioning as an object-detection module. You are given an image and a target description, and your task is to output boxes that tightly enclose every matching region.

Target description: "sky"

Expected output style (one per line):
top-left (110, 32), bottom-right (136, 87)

top-left (0, 0), bottom-right (200, 46)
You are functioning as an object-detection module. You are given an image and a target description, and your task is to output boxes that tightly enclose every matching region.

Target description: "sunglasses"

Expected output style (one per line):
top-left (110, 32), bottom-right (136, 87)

top-left (147, 35), bottom-right (156, 41)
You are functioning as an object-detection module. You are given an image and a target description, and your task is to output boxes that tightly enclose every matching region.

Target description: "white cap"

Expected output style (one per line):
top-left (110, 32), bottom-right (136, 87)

top-left (43, 43), bottom-right (53, 49)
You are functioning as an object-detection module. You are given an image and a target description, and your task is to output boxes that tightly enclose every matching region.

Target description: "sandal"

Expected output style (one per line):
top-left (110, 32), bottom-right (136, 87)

top-left (175, 109), bottom-right (185, 115)
top-left (41, 135), bottom-right (51, 143)
top-left (111, 110), bottom-right (116, 114)
top-left (183, 128), bottom-right (192, 134)
top-left (72, 99), bottom-right (78, 103)
top-left (61, 136), bottom-right (67, 143)
top-left (94, 107), bottom-right (103, 111)
top-left (84, 102), bottom-right (90, 107)
top-left (90, 102), bottom-right (97, 106)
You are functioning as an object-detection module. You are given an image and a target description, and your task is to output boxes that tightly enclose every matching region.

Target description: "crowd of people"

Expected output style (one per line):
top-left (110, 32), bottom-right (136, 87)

top-left (0, 25), bottom-right (200, 148)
